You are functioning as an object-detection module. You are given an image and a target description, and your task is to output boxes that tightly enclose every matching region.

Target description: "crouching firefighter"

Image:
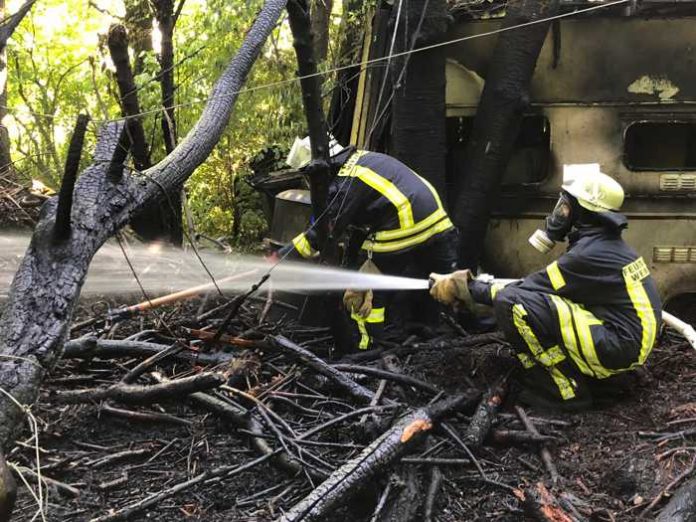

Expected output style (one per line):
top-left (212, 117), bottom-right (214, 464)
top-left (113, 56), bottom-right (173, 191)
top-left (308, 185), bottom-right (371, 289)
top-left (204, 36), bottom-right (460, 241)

top-left (279, 136), bottom-right (457, 350)
top-left (430, 165), bottom-right (662, 409)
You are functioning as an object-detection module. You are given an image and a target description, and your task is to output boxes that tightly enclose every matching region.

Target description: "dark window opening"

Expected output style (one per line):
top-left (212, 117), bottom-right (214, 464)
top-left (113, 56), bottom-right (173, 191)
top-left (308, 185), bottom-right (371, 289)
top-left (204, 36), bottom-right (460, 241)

top-left (446, 115), bottom-right (551, 192)
top-left (624, 121), bottom-right (696, 171)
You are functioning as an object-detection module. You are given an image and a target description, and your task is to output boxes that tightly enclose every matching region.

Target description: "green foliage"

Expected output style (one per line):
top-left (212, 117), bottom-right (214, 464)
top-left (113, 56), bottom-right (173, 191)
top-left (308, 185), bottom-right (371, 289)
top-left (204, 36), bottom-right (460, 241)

top-left (5, 0), bottom-right (350, 247)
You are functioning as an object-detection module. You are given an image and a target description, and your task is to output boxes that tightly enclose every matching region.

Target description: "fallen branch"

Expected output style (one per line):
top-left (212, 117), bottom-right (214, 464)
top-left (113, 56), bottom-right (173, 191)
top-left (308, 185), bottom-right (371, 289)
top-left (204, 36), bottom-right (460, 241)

top-left (332, 364), bottom-right (440, 395)
top-left (100, 403), bottom-right (192, 426)
top-left (343, 332), bottom-right (506, 363)
top-left (465, 376), bottom-right (508, 450)
top-left (270, 335), bottom-right (375, 404)
top-left (63, 338), bottom-right (236, 366)
top-left (51, 372), bottom-right (226, 404)
top-left (515, 405), bottom-right (560, 484)
top-left (277, 392), bottom-right (479, 522)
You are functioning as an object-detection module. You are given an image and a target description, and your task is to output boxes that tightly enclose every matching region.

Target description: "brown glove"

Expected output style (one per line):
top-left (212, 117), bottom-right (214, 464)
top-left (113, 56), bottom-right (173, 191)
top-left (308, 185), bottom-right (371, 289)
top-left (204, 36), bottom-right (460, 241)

top-left (343, 289), bottom-right (374, 318)
top-left (429, 269), bottom-right (475, 309)
top-left (343, 259), bottom-right (381, 318)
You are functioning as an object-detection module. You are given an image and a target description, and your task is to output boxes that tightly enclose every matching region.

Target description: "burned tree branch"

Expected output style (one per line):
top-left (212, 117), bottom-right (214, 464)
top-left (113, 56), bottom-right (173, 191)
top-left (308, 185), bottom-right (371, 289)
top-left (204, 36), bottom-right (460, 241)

top-left (0, 0), bottom-right (288, 454)
top-left (0, 0), bottom-right (35, 50)
top-left (277, 392), bottom-right (479, 522)
top-left (54, 114), bottom-right (90, 242)
top-left (287, 0), bottom-right (331, 249)
top-left (106, 24), bottom-right (151, 171)
top-left (51, 371), bottom-right (226, 404)
top-left (271, 335), bottom-right (375, 404)
top-left (452, 0), bottom-right (560, 269)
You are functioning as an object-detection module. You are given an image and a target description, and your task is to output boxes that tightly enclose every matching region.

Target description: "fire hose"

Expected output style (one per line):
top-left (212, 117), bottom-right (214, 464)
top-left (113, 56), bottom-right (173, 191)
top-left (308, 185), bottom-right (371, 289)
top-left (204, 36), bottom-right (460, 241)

top-left (474, 274), bottom-right (696, 350)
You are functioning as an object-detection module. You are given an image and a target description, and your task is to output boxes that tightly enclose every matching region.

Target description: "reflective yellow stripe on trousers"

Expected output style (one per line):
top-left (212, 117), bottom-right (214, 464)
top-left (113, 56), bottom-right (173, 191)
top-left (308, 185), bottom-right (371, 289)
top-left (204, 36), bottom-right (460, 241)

top-left (351, 307), bottom-right (385, 350)
top-left (550, 295), bottom-right (613, 379)
top-left (511, 303), bottom-right (576, 400)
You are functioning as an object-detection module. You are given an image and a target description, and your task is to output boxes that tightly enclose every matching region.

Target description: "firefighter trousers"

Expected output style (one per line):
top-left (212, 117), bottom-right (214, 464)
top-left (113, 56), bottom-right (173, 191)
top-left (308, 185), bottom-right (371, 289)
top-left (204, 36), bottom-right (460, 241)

top-left (349, 228), bottom-right (458, 350)
top-left (493, 285), bottom-right (635, 402)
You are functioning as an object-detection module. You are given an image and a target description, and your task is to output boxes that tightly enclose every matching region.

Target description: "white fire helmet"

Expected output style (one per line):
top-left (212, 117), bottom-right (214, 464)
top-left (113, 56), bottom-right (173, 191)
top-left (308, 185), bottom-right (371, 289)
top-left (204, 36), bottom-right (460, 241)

top-left (286, 135), bottom-right (344, 169)
top-left (561, 163), bottom-right (624, 212)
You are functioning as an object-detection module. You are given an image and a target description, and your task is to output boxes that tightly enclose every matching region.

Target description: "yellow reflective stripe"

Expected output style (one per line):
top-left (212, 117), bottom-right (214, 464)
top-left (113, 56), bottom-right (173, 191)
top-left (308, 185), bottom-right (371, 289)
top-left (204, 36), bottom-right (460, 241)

top-left (512, 305), bottom-right (567, 366)
top-left (546, 261), bottom-right (566, 291)
top-left (350, 307), bottom-right (384, 350)
top-left (375, 208), bottom-right (448, 241)
top-left (491, 283), bottom-right (505, 300)
top-left (340, 165), bottom-right (414, 230)
top-left (337, 150), bottom-right (368, 177)
top-left (292, 233), bottom-right (315, 259)
top-left (622, 258), bottom-right (657, 366)
top-left (569, 303), bottom-right (611, 378)
top-left (549, 367), bottom-right (577, 400)
top-left (549, 295), bottom-right (594, 377)
top-left (512, 303), bottom-right (575, 400)
top-left (517, 353), bottom-right (536, 369)
top-left (363, 217), bottom-right (454, 253)
top-left (351, 313), bottom-right (370, 350)
top-left (365, 307), bottom-right (385, 323)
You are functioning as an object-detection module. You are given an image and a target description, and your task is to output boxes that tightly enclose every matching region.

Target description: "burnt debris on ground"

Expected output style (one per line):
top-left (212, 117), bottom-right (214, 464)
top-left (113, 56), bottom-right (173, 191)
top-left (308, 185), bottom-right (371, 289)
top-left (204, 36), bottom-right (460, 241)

top-left (6, 292), bottom-right (696, 522)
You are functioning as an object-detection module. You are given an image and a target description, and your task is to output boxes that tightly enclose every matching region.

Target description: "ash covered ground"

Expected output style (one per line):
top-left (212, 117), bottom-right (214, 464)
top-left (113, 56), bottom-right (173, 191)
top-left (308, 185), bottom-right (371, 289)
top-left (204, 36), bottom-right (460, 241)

top-left (6, 294), bottom-right (696, 522)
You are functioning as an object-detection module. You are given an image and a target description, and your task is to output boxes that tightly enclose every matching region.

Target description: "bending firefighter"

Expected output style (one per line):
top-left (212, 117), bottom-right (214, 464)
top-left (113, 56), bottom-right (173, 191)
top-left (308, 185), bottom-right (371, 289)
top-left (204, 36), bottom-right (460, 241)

top-left (280, 136), bottom-right (457, 350)
top-left (430, 165), bottom-right (662, 408)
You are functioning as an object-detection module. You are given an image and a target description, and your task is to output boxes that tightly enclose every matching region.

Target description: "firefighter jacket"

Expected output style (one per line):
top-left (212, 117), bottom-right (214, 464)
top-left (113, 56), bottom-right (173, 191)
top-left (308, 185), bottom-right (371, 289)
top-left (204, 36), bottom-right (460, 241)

top-left (288, 148), bottom-right (454, 259)
top-left (470, 212), bottom-right (662, 378)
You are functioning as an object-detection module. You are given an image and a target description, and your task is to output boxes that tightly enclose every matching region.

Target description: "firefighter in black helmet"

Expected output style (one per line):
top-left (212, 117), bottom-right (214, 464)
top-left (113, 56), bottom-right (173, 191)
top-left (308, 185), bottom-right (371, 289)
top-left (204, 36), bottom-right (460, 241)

top-left (430, 165), bottom-right (662, 409)
top-left (279, 136), bottom-right (457, 350)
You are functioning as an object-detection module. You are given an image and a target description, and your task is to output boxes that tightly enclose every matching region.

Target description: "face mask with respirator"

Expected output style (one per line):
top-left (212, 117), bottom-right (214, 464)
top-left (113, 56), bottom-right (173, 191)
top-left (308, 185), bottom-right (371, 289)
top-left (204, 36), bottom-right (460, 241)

top-left (528, 193), bottom-right (576, 254)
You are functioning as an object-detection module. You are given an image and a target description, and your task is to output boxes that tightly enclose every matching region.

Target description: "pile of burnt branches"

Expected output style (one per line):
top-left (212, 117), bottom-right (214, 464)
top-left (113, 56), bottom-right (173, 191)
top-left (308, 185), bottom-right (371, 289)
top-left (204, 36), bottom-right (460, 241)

top-left (6, 289), bottom-right (696, 521)
top-left (0, 176), bottom-right (42, 230)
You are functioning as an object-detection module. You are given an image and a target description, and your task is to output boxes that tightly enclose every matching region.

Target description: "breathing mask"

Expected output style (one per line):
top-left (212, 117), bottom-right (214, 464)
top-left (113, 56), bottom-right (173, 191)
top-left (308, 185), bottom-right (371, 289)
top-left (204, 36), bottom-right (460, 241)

top-left (528, 192), bottom-right (576, 254)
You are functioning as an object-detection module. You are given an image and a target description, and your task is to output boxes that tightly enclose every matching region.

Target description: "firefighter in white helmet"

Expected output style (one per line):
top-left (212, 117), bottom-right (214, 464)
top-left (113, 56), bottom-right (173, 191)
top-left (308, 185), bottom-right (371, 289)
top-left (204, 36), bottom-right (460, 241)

top-left (430, 165), bottom-right (662, 409)
top-left (281, 136), bottom-right (457, 351)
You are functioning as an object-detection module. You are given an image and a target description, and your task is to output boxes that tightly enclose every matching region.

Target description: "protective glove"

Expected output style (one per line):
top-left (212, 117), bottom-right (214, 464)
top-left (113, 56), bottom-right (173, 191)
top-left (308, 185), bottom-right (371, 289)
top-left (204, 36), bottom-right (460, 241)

top-left (343, 259), bottom-right (381, 318)
top-left (343, 288), bottom-right (374, 318)
top-left (429, 269), bottom-right (475, 309)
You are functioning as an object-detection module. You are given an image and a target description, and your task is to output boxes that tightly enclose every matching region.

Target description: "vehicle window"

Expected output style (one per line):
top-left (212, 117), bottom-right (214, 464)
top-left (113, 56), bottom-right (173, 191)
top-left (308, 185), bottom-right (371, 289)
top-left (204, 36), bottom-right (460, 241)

top-left (446, 115), bottom-right (550, 186)
top-left (624, 121), bottom-right (696, 171)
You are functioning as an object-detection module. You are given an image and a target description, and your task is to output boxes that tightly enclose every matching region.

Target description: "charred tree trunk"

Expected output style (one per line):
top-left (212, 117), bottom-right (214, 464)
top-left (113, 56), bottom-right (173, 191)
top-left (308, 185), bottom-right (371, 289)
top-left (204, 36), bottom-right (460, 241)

top-left (124, 0), bottom-right (153, 75)
top-left (107, 25), bottom-right (151, 172)
top-left (287, 0), bottom-right (331, 250)
top-left (0, 0), bottom-right (285, 459)
top-left (328, 0), bottom-right (361, 145)
top-left (452, 0), bottom-right (558, 270)
top-left (310, 0), bottom-right (332, 63)
top-left (389, 0), bottom-right (449, 198)
top-left (107, 23), bottom-right (179, 243)
top-left (152, 0), bottom-right (183, 244)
